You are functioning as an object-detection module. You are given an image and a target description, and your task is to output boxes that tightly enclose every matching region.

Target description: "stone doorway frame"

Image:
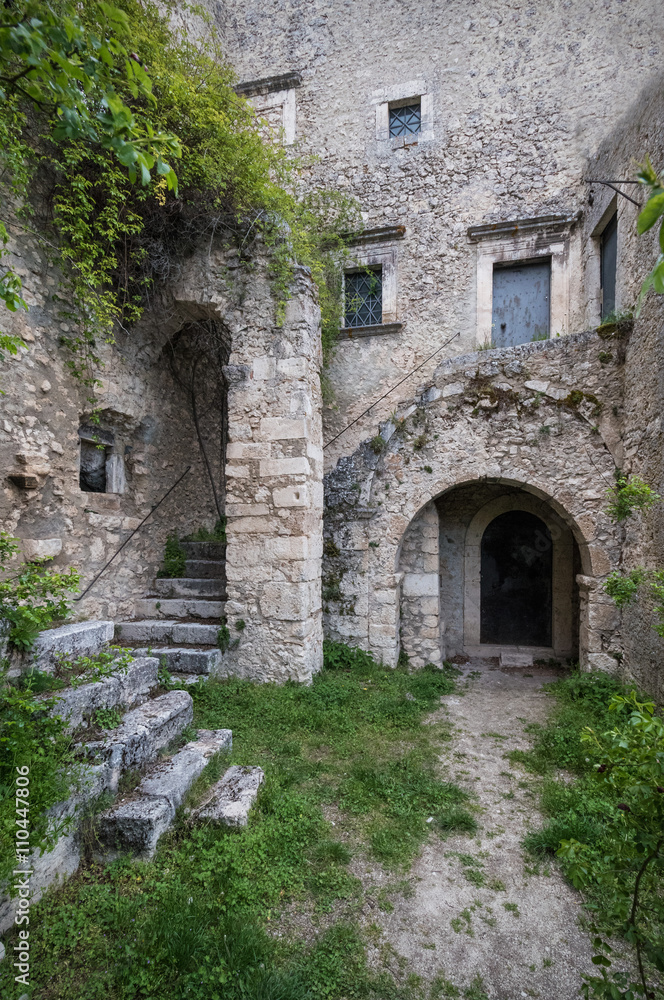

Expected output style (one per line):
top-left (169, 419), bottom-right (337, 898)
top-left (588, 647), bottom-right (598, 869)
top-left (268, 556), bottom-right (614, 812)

top-left (463, 493), bottom-right (574, 658)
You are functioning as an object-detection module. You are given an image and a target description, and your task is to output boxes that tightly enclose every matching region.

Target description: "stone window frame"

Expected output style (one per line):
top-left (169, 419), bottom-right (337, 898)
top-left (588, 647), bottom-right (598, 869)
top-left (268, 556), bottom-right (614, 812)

top-left (78, 424), bottom-right (126, 495)
top-left (468, 214), bottom-right (580, 348)
top-left (373, 79), bottom-right (434, 149)
top-left (236, 71), bottom-right (302, 146)
top-left (463, 494), bottom-right (574, 658)
top-left (339, 225), bottom-right (405, 339)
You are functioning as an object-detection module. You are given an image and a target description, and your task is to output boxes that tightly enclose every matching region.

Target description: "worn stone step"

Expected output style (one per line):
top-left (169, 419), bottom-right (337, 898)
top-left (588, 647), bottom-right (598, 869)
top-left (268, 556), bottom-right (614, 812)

top-left (153, 578), bottom-right (226, 599)
top-left (189, 765), bottom-right (264, 828)
top-left (95, 728), bottom-right (232, 859)
top-left (134, 598), bottom-right (225, 619)
top-left (81, 689), bottom-right (193, 791)
top-left (115, 620), bottom-right (221, 645)
top-left (7, 620), bottom-right (115, 676)
top-left (181, 541), bottom-right (226, 560)
top-left (46, 655), bottom-right (159, 731)
top-left (184, 559), bottom-right (225, 579)
top-left (133, 646), bottom-right (221, 675)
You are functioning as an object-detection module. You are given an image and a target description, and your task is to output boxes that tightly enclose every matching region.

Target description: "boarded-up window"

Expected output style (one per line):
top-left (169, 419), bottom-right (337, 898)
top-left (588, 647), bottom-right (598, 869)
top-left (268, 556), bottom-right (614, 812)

top-left (492, 259), bottom-right (551, 347)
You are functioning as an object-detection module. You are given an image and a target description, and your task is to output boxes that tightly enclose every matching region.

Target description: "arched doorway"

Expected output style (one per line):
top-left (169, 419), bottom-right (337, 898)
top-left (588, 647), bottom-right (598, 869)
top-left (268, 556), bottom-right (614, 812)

top-left (480, 510), bottom-right (552, 647)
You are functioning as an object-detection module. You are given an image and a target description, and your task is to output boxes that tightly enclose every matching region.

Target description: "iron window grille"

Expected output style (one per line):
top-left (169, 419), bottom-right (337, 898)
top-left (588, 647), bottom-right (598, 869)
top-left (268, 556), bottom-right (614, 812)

top-left (344, 269), bottom-right (383, 328)
top-left (389, 102), bottom-right (421, 137)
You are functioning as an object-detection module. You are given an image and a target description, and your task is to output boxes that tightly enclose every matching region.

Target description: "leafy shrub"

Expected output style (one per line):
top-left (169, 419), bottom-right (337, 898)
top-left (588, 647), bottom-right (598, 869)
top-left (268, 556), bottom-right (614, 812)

top-left (0, 532), bottom-right (80, 651)
top-left (53, 645), bottom-right (133, 688)
top-left (185, 517), bottom-right (227, 544)
top-left (0, 666), bottom-right (81, 885)
top-left (158, 532), bottom-right (186, 578)
top-left (606, 474), bottom-right (661, 523)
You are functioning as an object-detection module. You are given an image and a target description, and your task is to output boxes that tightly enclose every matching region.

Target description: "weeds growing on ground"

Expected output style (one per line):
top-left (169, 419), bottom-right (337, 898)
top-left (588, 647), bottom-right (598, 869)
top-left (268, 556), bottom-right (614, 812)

top-left (0, 642), bottom-right (477, 999)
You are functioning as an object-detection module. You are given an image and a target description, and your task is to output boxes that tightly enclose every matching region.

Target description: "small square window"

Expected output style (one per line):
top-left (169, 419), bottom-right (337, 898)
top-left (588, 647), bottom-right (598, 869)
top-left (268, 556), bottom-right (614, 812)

top-left (344, 269), bottom-right (382, 328)
top-left (389, 101), bottom-right (421, 137)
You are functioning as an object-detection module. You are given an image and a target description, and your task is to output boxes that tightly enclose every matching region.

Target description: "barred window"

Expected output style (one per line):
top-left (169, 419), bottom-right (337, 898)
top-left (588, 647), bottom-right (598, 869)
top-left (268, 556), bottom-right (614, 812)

top-left (344, 269), bottom-right (382, 328)
top-left (389, 101), bottom-right (421, 137)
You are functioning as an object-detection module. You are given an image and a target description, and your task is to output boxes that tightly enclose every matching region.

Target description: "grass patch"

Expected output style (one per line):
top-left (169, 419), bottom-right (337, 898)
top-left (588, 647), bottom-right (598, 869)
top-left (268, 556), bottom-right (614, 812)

top-left (0, 642), bottom-right (476, 999)
top-left (516, 669), bottom-right (664, 958)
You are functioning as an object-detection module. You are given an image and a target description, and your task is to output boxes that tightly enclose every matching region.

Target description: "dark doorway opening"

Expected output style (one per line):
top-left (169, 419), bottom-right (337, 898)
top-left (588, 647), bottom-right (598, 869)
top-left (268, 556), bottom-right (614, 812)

top-left (480, 510), bottom-right (552, 646)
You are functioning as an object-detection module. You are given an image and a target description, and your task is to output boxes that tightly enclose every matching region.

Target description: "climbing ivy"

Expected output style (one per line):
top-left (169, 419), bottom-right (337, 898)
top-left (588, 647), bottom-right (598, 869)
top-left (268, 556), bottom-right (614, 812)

top-left (0, 0), bottom-right (359, 391)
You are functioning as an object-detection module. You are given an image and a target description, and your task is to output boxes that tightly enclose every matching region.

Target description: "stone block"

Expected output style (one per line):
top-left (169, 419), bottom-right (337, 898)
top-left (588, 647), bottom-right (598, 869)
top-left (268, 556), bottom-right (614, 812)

top-left (22, 537), bottom-right (62, 561)
top-left (524, 379), bottom-right (549, 393)
top-left (49, 656), bottom-right (159, 731)
top-left (189, 765), bottom-right (264, 828)
top-left (154, 578), bottom-right (225, 598)
top-left (587, 653), bottom-right (620, 673)
top-left (259, 457), bottom-right (310, 477)
top-left (402, 573), bottom-right (439, 597)
top-left (28, 620), bottom-right (115, 673)
top-left (83, 690), bottom-right (194, 790)
top-left (273, 485), bottom-right (309, 507)
top-left (442, 382), bottom-right (464, 397)
top-left (261, 417), bottom-right (307, 440)
top-left (226, 442), bottom-right (271, 459)
top-left (499, 651), bottom-right (533, 667)
top-left (133, 647), bottom-right (221, 675)
top-left (260, 581), bottom-right (317, 621)
top-left (134, 599), bottom-right (224, 619)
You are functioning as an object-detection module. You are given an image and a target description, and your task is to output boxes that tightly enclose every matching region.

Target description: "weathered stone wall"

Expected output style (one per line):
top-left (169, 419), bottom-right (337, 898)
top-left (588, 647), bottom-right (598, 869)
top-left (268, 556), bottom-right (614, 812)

top-left (580, 80), bottom-right (664, 698)
top-left (0, 231), bottom-right (222, 623)
top-left (324, 332), bottom-right (624, 670)
top-left (398, 502), bottom-right (442, 668)
top-left (213, 0), bottom-right (663, 461)
top-left (0, 228), bottom-right (324, 681)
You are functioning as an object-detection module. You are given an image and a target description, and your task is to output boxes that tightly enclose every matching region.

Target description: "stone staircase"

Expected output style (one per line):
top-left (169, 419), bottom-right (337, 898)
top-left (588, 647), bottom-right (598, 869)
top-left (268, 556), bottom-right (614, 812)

top-left (116, 539), bottom-right (229, 681)
top-left (0, 617), bottom-right (262, 933)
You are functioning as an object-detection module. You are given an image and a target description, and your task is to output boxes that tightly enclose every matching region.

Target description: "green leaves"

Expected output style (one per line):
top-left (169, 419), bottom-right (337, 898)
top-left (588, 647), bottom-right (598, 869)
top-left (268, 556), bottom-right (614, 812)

top-left (636, 191), bottom-right (664, 235)
top-left (636, 158), bottom-right (664, 313)
top-left (0, 2), bottom-right (180, 188)
top-left (606, 474), bottom-right (661, 523)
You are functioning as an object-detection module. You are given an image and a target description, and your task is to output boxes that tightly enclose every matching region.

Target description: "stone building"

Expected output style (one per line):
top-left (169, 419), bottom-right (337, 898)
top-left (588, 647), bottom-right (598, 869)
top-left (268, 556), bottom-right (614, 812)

top-left (1, 1), bottom-right (664, 696)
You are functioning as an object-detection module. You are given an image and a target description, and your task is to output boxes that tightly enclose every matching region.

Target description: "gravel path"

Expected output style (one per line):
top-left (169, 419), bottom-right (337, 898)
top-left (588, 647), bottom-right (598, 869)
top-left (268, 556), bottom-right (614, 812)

top-left (376, 658), bottom-right (597, 999)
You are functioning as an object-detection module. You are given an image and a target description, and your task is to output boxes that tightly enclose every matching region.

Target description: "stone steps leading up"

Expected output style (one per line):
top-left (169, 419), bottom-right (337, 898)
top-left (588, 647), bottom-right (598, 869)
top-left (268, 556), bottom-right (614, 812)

top-left (184, 558), bottom-right (225, 579)
top-left (133, 646), bottom-right (222, 675)
top-left (95, 728), bottom-right (232, 859)
top-left (81, 689), bottom-right (194, 791)
top-left (46, 655), bottom-right (159, 731)
top-left (153, 577), bottom-right (226, 599)
top-left (134, 598), bottom-right (225, 619)
top-left (181, 541), bottom-right (226, 560)
top-left (115, 620), bottom-right (221, 645)
top-left (188, 765), bottom-right (264, 828)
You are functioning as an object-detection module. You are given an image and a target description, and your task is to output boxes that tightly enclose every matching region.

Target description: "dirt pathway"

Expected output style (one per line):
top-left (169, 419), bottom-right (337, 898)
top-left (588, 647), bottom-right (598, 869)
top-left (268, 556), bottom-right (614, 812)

top-left (374, 659), bottom-right (596, 999)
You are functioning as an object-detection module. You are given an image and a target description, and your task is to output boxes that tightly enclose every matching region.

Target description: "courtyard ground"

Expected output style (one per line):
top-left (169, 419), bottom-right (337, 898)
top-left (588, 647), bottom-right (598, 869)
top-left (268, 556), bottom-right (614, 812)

top-left (365, 659), bottom-right (597, 999)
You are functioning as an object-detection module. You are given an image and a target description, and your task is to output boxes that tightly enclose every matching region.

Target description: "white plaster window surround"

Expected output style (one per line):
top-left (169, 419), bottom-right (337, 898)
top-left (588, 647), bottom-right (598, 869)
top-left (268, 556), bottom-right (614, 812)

top-left (468, 213), bottom-right (580, 347)
top-left (373, 78), bottom-right (434, 147)
top-left (236, 71), bottom-right (301, 146)
top-left (340, 227), bottom-right (404, 339)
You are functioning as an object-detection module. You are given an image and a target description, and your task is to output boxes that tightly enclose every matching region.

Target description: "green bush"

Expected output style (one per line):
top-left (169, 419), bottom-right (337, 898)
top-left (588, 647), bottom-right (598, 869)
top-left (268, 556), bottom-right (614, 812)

top-left (158, 532), bottom-right (186, 578)
top-left (0, 532), bottom-right (80, 651)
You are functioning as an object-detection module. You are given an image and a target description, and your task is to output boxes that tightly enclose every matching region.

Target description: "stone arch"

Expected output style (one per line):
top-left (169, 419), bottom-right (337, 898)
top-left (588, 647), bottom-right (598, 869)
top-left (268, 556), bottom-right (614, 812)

top-left (393, 476), bottom-right (612, 669)
top-left (396, 475), bottom-right (595, 578)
